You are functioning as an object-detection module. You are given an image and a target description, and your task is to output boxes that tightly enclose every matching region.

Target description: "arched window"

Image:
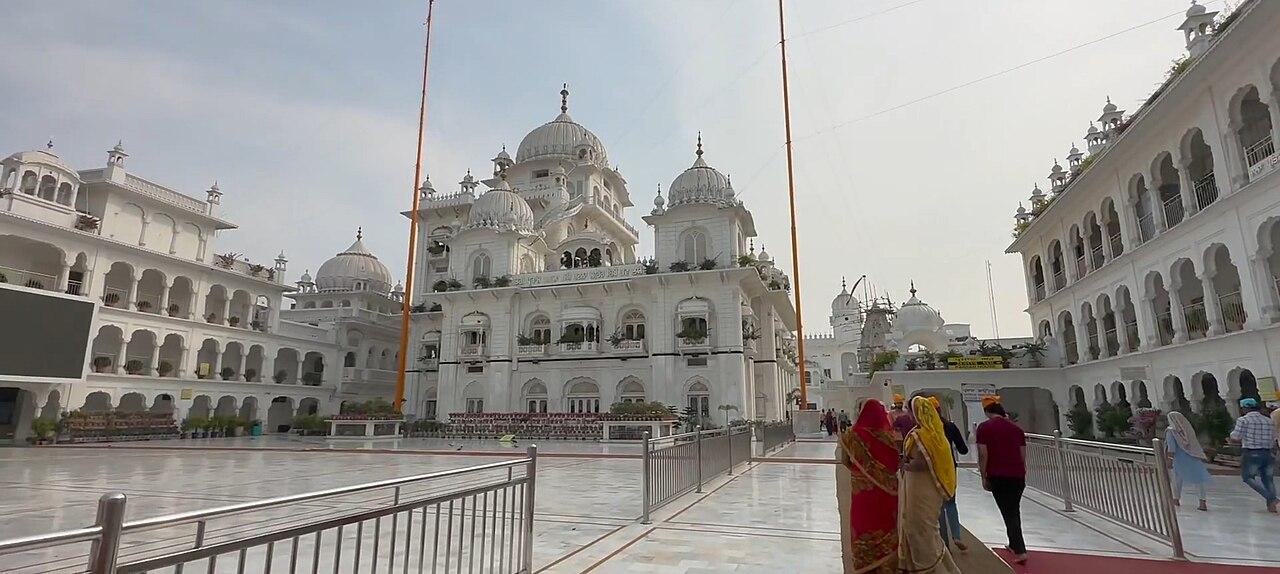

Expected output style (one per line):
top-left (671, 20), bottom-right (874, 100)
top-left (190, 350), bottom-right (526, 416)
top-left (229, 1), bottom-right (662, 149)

top-left (686, 380), bottom-right (710, 423)
top-left (561, 251), bottom-right (573, 269)
top-left (38, 175), bottom-right (57, 201)
top-left (20, 171), bottom-right (37, 195)
top-left (56, 182), bottom-right (74, 205)
top-left (682, 230), bottom-right (707, 264)
top-left (343, 352), bottom-right (356, 367)
top-left (622, 310), bottom-right (646, 340)
top-left (574, 248), bottom-right (588, 268)
top-left (520, 254), bottom-right (535, 274)
top-left (588, 248), bottom-right (602, 267)
top-left (566, 379), bottom-right (600, 414)
top-left (529, 314), bottom-right (552, 344)
top-left (524, 380), bottom-right (548, 413)
top-left (472, 252), bottom-right (491, 280)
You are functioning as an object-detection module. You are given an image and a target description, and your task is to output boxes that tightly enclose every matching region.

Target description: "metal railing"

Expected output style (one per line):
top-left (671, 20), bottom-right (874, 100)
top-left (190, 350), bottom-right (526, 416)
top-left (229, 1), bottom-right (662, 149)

top-left (1182, 301), bottom-right (1209, 339)
top-left (1052, 270), bottom-right (1066, 291)
top-left (0, 449), bottom-right (538, 574)
top-left (1162, 195), bottom-right (1185, 228)
top-left (1124, 321), bottom-right (1140, 352)
top-left (1193, 173), bottom-right (1218, 210)
top-left (1090, 245), bottom-right (1105, 270)
top-left (1137, 213), bottom-right (1156, 243)
top-left (759, 421), bottom-right (795, 454)
top-left (1108, 232), bottom-right (1124, 258)
top-left (641, 426), bottom-right (750, 523)
top-left (1103, 327), bottom-right (1119, 356)
top-left (1245, 135), bottom-right (1275, 168)
top-left (1025, 432), bottom-right (1182, 558)
top-left (1033, 282), bottom-right (1046, 301)
top-left (102, 287), bottom-right (129, 309)
top-left (1075, 255), bottom-right (1087, 279)
top-left (1219, 290), bottom-right (1245, 331)
top-left (0, 264), bottom-right (58, 291)
top-left (1156, 311), bottom-right (1175, 346)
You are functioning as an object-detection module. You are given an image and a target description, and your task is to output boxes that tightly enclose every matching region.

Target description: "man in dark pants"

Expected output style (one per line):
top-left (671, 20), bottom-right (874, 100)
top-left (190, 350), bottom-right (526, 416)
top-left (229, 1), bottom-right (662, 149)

top-left (976, 398), bottom-right (1028, 565)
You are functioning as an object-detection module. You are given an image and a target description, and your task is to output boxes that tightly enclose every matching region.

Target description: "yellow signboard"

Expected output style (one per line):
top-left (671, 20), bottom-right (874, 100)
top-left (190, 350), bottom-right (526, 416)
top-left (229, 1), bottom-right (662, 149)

top-left (947, 356), bottom-right (1004, 370)
top-left (180, 388), bottom-right (193, 400)
top-left (1258, 376), bottom-right (1278, 402)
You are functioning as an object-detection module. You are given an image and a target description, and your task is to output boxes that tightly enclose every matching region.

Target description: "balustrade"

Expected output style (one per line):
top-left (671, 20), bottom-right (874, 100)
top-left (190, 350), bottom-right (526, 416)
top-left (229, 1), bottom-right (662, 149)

top-left (1052, 270), bottom-right (1066, 291)
top-left (1075, 255), bottom-right (1088, 279)
top-left (1137, 213), bottom-right (1155, 243)
top-left (1090, 245), bottom-right (1105, 270)
top-left (0, 264), bottom-right (57, 291)
top-left (1034, 282), bottom-right (1046, 301)
top-left (1156, 312), bottom-right (1175, 346)
top-left (459, 343), bottom-right (486, 358)
top-left (1182, 302), bottom-right (1208, 339)
top-left (1104, 328), bottom-right (1119, 355)
top-left (1218, 291), bottom-right (1246, 332)
top-left (1162, 195), bottom-right (1185, 228)
top-left (1245, 136), bottom-right (1276, 169)
top-left (1193, 173), bottom-right (1218, 210)
top-left (1108, 233), bottom-right (1123, 258)
top-left (1124, 321), bottom-right (1140, 351)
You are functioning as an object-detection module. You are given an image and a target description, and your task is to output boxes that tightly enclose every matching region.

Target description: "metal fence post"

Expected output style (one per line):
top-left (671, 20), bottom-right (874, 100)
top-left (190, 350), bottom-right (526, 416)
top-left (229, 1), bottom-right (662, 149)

top-left (1151, 438), bottom-right (1186, 559)
top-left (695, 427), bottom-right (704, 493)
top-left (641, 432), bottom-right (653, 524)
top-left (727, 428), bottom-right (735, 476)
top-left (87, 493), bottom-right (127, 574)
top-left (1052, 430), bottom-right (1074, 512)
top-left (522, 444), bottom-right (538, 573)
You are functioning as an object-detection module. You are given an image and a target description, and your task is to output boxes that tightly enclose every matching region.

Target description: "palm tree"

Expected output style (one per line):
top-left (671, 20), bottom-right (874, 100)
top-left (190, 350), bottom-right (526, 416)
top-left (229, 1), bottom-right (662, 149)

top-left (718, 404), bottom-right (740, 428)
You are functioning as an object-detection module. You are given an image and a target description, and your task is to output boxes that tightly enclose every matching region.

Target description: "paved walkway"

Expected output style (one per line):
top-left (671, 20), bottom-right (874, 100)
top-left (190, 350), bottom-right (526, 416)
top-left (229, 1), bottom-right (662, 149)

top-left (5, 438), bottom-right (1280, 572)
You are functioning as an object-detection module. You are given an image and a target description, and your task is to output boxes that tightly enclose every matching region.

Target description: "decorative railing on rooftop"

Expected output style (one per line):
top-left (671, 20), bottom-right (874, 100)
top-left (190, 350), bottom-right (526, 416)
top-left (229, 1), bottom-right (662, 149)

top-left (512, 263), bottom-right (644, 287)
top-left (421, 189), bottom-right (475, 209)
top-left (1193, 173), bottom-right (1219, 210)
top-left (1245, 136), bottom-right (1277, 180)
top-left (124, 173), bottom-right (209, 213)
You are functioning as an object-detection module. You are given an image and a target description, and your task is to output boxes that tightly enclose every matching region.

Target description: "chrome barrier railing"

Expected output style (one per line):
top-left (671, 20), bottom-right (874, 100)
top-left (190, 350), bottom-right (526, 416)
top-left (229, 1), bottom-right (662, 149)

top-left (641, 426), bottom-right (750, 523)
top-left (0, 448), bottom-right (538, 574)
top-left (1025, 432), bottom-right (1182, 558)
top-left (760, 421), bottom-right (796, 454)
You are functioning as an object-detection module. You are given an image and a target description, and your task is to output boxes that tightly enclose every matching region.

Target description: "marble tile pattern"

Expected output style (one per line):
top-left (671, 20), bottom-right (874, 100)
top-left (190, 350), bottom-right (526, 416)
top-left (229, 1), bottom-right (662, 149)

top-left (3, 439), bottom-right (1279, 572)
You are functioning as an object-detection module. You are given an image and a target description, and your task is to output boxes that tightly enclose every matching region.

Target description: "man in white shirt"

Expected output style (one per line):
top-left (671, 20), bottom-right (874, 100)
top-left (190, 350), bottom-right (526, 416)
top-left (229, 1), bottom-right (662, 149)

top-left (1230, 398), bottom-right (1278, 512)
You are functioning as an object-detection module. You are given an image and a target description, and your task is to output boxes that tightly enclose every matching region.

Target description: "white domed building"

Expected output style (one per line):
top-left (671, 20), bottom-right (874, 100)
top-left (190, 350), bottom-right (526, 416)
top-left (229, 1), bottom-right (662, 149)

top-left (404, 87), bottom-right (799, 424)
top-left (889, 283), bottom-right (948, 354)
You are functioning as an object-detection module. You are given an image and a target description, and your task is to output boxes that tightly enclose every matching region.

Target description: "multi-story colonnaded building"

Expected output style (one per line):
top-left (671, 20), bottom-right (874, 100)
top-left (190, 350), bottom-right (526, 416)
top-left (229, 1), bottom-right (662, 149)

top-left (0, 142), bottom-right (409, 442)
top-left (402, 87), bottom-right (799, 422)
top-left (810, 1), bottom-right (1280, 438)
top-left (0, 87), bottom-right (800, 441)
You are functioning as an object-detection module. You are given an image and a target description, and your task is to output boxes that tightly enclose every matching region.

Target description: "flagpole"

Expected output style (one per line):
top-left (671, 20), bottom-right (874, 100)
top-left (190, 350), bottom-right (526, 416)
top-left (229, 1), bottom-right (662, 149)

top-left (777, 0), bottom-right (810, 411)
top-left (395, 0), bottom-right (435, 413)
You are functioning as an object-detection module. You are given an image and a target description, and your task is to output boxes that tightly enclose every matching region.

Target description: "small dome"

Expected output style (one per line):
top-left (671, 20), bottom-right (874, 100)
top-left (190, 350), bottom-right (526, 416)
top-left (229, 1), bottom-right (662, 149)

top-left (393, 281), bottom-right (405, 293)
top-left (299, 269), bottom-right (313, 283)
top-left (315, 230), bottom-right (393, 294)
top-left (832, 280), bottom-right (858, 312)
top-left (654, 186), bottom-right (665, 208)
top-left (465, 179), bottom-right (536, 233)
top-left (895, 283), bottom-right (945, 333)
top-left (1087, 124), bottom-right (1099, 134)
top-left (1030, 184), bottom-right (1045, 198)
top-left (1102, 97), bottom-right (1118, 113)
top-left (1187, 0), bottom-right (1206, 16)
top-left (758, 245), bottom-right (773, 263)
top-left (1069, 143), bottom-right (1080, 155)
top-left (667, 134), bottom-right (737, 208)
top-left (6, 148), bottom-right (80, 181)
top-left (419, 175), bottom-right (436, 195)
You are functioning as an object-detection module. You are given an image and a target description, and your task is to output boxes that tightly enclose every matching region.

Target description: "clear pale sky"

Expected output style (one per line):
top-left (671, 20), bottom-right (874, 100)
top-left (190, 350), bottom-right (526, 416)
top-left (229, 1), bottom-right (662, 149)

top-left (1, 0), bottom-right (1201, 338)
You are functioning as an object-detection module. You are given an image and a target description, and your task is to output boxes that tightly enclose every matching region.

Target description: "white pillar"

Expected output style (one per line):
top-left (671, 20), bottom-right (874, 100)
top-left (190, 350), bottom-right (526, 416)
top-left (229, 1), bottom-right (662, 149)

top-left (296, 358), bottom-right (305, 384)
top-left (1169, 285), bottom-right (1189, 344)
top-left (1176, 157), bottom-right (1197, 216)
top-left (1116, 304), bottom-right (1132, 354)
top-left (221, 298), bottom-right (232, 325)
top-left (238, 353), bottom-right (249, 382)
top-left (148, 339), bottom-right (161, 375)
top-left (211, 349), bottom-right (223, 380)
top-left (158, 280), bottom-right (172, 316)
top-left (117, 337), bottom-right (129, 374)
top-left (127, 277), bottom-right (140, 310)
top-left (1075, 320), bottom-right (1090, 364)
top-left (1201, 273), bottom-right (1225, 337)
top-left (1251, 252), bottom-right (1280, 323)
top-left (57, 262), bottom-right (70, 293)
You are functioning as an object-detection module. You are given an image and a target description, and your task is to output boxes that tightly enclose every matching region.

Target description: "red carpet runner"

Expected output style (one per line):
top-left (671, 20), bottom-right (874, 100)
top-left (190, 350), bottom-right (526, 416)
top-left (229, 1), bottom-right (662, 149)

top-left (993, 549), bottom-right (1279, 573)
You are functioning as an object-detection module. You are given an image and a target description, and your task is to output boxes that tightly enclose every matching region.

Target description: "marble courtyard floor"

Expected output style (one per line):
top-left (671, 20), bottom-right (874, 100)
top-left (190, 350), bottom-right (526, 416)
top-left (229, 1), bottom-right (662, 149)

top-left (3, 438), bottom-right (1280, 572)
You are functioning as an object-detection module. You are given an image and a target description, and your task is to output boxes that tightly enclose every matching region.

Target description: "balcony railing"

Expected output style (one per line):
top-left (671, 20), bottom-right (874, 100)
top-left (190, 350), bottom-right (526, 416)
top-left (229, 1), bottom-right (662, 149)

top-left (66, 278), bottom-right (84, 296)
top-left (102, 286), bottom-right (129, 308)
top-left (1034, 282), bottom-right (1046, 302)
top-left (1124, 321), bottom-right (1140, 352)
top-left (1245, 135), bottom-right (1276, 169)
top-left (1162, 196), bottom-right (1185, 228)
top-left (1156, 311), bottom-right (1175, 346)
top-left (678, 336), bottom-right (711, 351)
top-left (1182, 302), bottom-right (1208, 340)
top-left (420, 358), bottom-right (439, 371)
top-left (1052, 270), bottom-right (1066, 291)
top-left (1104, 328), bottom-right (1119, 356)
top-left (558, 341), bottom-right (599, 353)
top-left (1137, 213), bottom-right (1155, 243)
top-left (1075, 255), bottom-right (1088, 279)
top-left (1193, 173), bottom-right (1218, 210)
top-left (0, 264), bottom-right (58, 291)
top-left (1086, 333), bottom-right (1100, 360)
top-left (1219, 291), bottom-right (1246, 332)
top-left (135, 291), bottom-right (163, 314)
top-left (1090, 245), bottom-right (1105, 270)
top-left (459, 343), bottom-right (486, 358)
top-left (517, 343), bottom-right (547, 357)
top-left (1108, 232), bottom-right (1124, 258)
top-left (612, 339), bottom-right (645, 352)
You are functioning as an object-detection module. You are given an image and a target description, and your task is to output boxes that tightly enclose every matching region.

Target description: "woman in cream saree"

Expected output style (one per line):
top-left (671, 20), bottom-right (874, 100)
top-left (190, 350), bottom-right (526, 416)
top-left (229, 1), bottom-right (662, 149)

top-left (898, 396), bottom-right (961, 573)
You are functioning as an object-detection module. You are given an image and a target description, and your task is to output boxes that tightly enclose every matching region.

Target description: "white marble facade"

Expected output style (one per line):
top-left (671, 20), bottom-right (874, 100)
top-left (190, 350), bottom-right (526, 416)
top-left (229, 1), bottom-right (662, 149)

top-left (403, 89), bottom-right (799, 422)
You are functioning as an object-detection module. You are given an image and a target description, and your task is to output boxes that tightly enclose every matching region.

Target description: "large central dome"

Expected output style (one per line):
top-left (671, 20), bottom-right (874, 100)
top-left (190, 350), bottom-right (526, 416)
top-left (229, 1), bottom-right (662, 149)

top-left (515, 86), bottom-right (609, 167)
top-left (315, 230), bottom-right (393, 294)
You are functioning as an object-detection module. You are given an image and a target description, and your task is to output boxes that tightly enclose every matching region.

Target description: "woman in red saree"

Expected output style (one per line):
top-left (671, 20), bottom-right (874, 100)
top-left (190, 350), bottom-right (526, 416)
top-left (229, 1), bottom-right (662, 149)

top-left (838, 398), bottom-right (900, 573)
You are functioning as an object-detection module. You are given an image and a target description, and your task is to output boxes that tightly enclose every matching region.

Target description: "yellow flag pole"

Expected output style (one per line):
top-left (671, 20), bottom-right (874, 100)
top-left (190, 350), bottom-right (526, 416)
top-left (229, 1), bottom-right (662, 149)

top-left (777, 0), bottom-right (810, 411)
top-left (395, 0), bottom-right (436, 413)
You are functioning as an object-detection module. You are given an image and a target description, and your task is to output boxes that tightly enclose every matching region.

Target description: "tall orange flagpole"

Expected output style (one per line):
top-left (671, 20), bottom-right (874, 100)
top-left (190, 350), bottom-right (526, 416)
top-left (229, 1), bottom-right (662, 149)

top-left (395, 0), bottom-right (435, 413)
top-left (777, 0), bottom-right (810, 410)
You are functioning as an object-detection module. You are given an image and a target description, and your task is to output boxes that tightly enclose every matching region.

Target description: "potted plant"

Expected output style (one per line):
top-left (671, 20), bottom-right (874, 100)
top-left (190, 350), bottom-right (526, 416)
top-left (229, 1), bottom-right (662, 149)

top-left (75, 214), bottom-right (100, 232)
top-left (167, 303), bottom-right (181, 317)
top-left (737, 254), bottom-right (756, 267)
top-left (228, 316), bottom-right (241, 327)
top-left (215, 252), bottom-right (241, 269)
top-left (517, 333), bottom-right (538, 346)
top-left (250, 320), bottom-right (263, 331)
top-left (426, 242), bottom-right (446, 256)
top-left (206, 313), bottom-right (218, 323)
top-left (717, 404), bottom-right (740, 429)
top-left (31, 419), bottom-right (58, 445)
top-left (102, 292), bottom-right (120, 306)
top-left (157, 361), bottom-right (174, 377)
top-left (493, 275), bottom-right (513, 287)
top-left (698, 258), bottom-right (718, 270)
top-left (135, 300), bottom-right (152, 312)
top-left (125, 359), bottom-right (145, 375)
top-left (92, 356), bottom-right (112, 373)
top-left (248, 263), bottom-right (265, 277)
top-left (244, 368), bottom-right (257, 382)
top-left (473, 276), bottom-right (492, 289)
top-left (675, 325), bottom-right (708, 344)
top-left (273, 370), bottom-right (288, 383)
top-left (668, 260), bottom-right (691, 272)
top-left (220, 367), bottom-right (235, 381)
top-left (640, 258), bottom-right (659, 274)
top-left (607, 330), bottom-right (627, 348)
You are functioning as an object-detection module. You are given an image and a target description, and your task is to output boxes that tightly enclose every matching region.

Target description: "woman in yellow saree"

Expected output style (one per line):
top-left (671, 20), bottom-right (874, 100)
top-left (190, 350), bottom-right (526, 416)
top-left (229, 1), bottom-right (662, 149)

top-left (898, 396), bottom-right (961, 573)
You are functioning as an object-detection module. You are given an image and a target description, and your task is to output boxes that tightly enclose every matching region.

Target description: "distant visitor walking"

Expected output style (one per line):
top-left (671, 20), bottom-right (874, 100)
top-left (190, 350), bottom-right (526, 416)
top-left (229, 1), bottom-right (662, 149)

top-left (976, 395), bottom-right (1028, 565)
top-left (1164, 411), bottom-right (1210, 511)
top-left (1230, 398), bottom-right (1278, 512)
